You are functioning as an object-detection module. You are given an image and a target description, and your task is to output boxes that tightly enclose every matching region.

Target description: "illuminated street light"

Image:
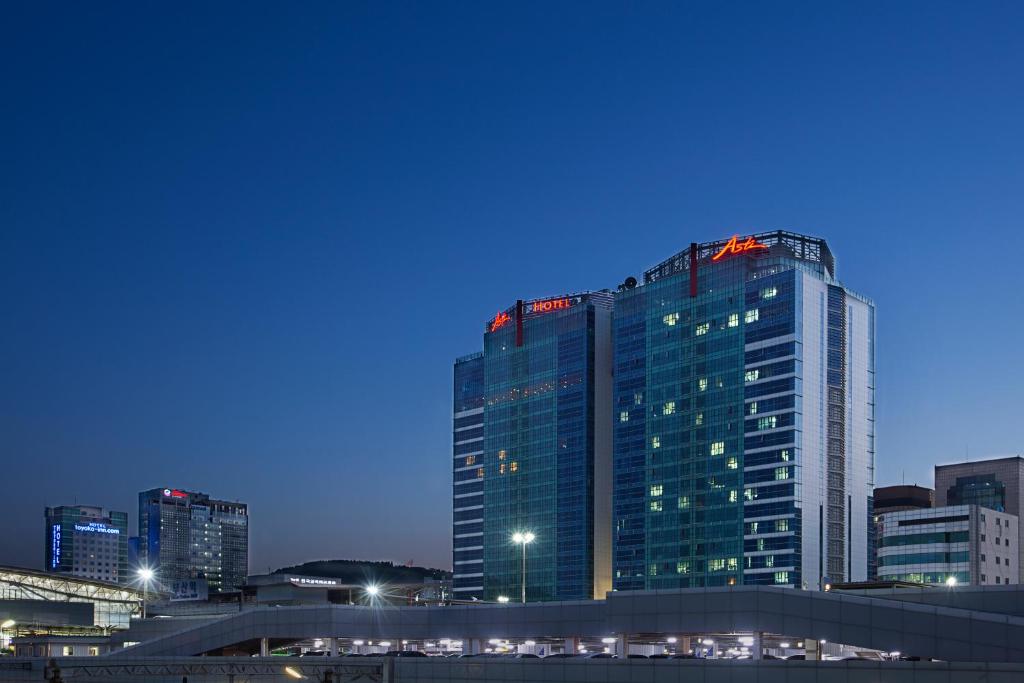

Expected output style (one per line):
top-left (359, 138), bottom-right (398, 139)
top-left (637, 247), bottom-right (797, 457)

top-left (497, 595), bottom-right (510, 603)
top-left (511, 532), bottom-right (535, 603)
top-left (946, 576), bottom-right (958, 588)
top-left (284, 666), bottom-right (304, 679)
top-left (365, 584), bottom-right (380, 597)
top-left (137, 567), bottom-right (155, 619)
top-left (666, 637), bottom-right (677, 644)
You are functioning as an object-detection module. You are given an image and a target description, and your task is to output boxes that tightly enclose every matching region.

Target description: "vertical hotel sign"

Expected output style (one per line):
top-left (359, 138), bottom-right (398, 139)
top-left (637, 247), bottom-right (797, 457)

top-left (51, 524), bottom-right (61, 568)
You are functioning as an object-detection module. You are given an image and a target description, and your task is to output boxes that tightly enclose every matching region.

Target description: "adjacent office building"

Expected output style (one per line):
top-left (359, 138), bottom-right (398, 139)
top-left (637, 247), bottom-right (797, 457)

top-left (612, 231), bottom-right (875, 591)
top-left (45, 506), bottom-right (128, 583)
top-left (452, 352), bottom-right (485, 600)
top-left (871, 485), bottom-right (933, 578)
top-left (935, 456), bottom-right (1024, 579)
top-left (876, 505), bottom-right (1018, 586)
top-left (138, 488), bottom-right (249, 592)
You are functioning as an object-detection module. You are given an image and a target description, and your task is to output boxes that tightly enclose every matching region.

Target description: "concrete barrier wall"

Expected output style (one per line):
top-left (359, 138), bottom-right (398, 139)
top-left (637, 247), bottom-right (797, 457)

top-left (5, 657), bottom-right (1024, 683)
top-left (394, 658), bottom-right (1024, 683)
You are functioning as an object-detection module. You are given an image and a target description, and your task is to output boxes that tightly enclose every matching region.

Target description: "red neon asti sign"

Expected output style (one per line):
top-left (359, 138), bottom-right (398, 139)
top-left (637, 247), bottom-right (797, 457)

top-left (163, 488), bottom-right (188, 498)
top-left (711, 235), bottom-right (769, 261)
top-left (490, 311), bottom-right (511, 332)
top-left (529, 298), bottom-right (571, 313)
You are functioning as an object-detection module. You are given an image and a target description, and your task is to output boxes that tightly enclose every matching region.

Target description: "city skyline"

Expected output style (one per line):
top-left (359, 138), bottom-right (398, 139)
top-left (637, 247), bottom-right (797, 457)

top-left (3, 2), bottom-right (1024, 575)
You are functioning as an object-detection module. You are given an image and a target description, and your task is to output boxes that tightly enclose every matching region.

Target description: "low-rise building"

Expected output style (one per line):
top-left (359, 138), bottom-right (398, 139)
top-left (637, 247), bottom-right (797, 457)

top-left (877, 505), bottom-right (1018, 586)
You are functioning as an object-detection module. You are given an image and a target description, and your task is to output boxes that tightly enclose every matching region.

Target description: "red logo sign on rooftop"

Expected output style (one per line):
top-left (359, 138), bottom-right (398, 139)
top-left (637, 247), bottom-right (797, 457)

top-left (711, 235), bottom-right (769, 262)
top-left (490, 311), bottom-right (511, 332)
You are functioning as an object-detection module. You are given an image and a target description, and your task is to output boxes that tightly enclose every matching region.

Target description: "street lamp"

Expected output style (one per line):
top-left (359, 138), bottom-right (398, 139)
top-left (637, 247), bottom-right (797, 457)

top-left (511, 532), bottom-right (535, 603)
top-left (137, 568), bottom-right (155, 619)
top-left (946, 576), bottom-right (958, 588)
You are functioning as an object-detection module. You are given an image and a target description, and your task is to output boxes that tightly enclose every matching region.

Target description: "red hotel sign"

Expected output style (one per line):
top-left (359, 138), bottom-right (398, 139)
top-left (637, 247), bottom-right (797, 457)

top-left (529, 298), bottom-right (571, 313)
top-left (712, 235), bottom-right (769, 261)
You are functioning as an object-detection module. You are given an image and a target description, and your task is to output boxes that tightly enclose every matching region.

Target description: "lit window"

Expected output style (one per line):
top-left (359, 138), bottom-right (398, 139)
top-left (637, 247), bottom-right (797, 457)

top-left (676, 561), bottom-right (689, 574)
top-left (744, 488), bottom-right (756, 501)
top-left (727, 558), bottom-right (738, 571)
top-left (765, 555), bottom-right (775, 568)
top-left (775, 467), bottom-right (788, 481)
top-left (619, 411), bottom-right (629, 423)
top-left (750, 521), bottom-right (759, 534)
top-left (476, 468), bottom-right (484, 479)
top-left (695, 322), bottom-right (709, 336)
top-left (745, 309), bottom-right (759, 323)
top-left (652, 436), bottom-right (661, 449)
top-left (650, 484), bottom-right (663, 497)
top-left (650, 500), bottom-right (663, 512)
top-left (748, 401), bottom-right (758, 415)
top-left (760, 286), bottom-right (777, 300)
top-left (663, 312), bottom-right (680, 326)
top-left (510, 461), bottom-right (518, 472)
top-left (465, 455), bottom-right (476, 466)
top-left (498, 450), bottom-right (506, 460)
top-left (678, 496), bottom-right (690, 509)
top-left (649, 564), bottom-right (658, 577)
top-left (726, 456), bottom-right (738, 470)
top-left (745, 369), bottom-right (759, 382)
top-left (728, 313), bottom-right (739, 328)
top-left (634, 392), bottom-right (643, 405)
top-left (695, 412), bottom-right (704, 425)
top-left (776, 518), bottom-right (789, 532)
top-left (499, 463), bottom-right (506, 474)
top-left (698, 378), bottom-right (707, 392)
top-left (709, 558), bottom-right (726, 571)
top-left (710, 441), bottom-right (724, 456)
top-left (758, 415), bottom-right (777, 430)
top-left (757, 538), bottom-right (765, 551)
top-left (780, 449), bottom-right (791, 462)
top-left (774, 571), bottom-right (789, 585)
top-left (663, 401), bottom-right (676, 415)
top-left (728, 490), bottom-right (737, 503)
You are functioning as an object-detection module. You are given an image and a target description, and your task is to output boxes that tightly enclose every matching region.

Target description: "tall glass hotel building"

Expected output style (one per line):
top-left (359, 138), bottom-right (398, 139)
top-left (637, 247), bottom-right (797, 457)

top-left (453, 292), bottom-right (613, 602)
top-left (453, 230), bottom-right (875, 600)
top-left (613, 231), bottom-right (874, 591)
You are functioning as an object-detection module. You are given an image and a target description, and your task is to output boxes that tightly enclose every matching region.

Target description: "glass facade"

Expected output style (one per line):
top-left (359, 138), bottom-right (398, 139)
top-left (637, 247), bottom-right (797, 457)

top-left (452, 352), bottom-right (485, 599)
top-left (480, 292), bottom-right (612, 602)
top-left (451, 231), bottom-right (874, 599)
top-left (138, 488), bottom-right (248, 592)
top-left (612, 231), bottom-right (875, 592)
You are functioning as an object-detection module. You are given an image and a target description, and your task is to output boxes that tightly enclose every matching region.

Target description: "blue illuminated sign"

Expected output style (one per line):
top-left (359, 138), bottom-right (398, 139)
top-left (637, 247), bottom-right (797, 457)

top-left (51, 524), bottom-right (61, 568)
top-left (73, 522), bottom-right (120, 535)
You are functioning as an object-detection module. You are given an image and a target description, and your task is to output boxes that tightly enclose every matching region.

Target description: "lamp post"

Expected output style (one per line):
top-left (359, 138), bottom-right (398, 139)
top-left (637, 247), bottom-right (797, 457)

top-left (138, 568), bottom-right (154, 619)
top-left (511, 532), bottom-right (535, 603)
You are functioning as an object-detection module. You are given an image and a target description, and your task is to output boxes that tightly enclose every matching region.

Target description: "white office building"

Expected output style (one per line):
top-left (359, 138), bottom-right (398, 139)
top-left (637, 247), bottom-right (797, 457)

top-left (877, 505), bottom-right (1018, 586)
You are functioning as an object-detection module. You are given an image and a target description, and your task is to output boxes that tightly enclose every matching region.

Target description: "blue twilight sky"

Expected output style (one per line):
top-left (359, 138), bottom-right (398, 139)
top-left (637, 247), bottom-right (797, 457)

top-left (2, 2), bottom-right (1023, 573)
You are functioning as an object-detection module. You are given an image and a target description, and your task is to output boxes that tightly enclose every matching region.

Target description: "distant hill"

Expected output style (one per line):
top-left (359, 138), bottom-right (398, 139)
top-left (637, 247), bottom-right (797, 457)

top-left (271, 559), bottom-right (451, 584)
